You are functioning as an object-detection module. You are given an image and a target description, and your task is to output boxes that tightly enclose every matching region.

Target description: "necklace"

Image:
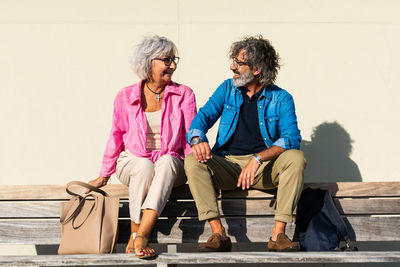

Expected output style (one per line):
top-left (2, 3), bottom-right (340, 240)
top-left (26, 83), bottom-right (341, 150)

top-left (145, 83), bottom-right (164, 102)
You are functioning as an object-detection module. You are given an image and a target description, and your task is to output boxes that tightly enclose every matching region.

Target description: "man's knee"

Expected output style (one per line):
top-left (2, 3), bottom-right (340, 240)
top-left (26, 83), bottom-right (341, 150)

top-left (184, 153), bottom-right (210, 181)
top-left (274, 150), bottom-right (306, 186)
top-left (281, 149), bottom-right (306, 170)
top-left (184, 153), bottom-right (200, 172)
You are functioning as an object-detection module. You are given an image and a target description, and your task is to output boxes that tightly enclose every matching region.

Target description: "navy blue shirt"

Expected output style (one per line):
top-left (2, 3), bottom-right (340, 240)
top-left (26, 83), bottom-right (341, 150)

top-left (218, 88), bottom-right (267, 155)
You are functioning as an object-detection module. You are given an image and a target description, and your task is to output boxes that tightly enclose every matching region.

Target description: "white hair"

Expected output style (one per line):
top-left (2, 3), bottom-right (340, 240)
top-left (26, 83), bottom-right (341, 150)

top-left (130, 35), bottom-right (178, 80)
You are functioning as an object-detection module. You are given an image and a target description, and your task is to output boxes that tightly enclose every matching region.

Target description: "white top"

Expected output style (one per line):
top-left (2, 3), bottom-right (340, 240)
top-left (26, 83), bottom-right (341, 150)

top-left (145, 110), bottom-right (162, 151)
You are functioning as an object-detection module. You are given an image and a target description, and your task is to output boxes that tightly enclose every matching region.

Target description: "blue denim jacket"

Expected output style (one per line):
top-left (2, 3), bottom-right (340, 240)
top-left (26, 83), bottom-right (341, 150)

top-left (186, 79), bottom-right (301, 155)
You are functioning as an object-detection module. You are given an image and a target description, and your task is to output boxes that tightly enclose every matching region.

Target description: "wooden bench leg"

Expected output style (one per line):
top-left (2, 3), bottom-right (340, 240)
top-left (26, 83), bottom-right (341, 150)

top-left (158, 244), bottom-right (178, 267)
top-left (167, 244), bottom-right (177, 253)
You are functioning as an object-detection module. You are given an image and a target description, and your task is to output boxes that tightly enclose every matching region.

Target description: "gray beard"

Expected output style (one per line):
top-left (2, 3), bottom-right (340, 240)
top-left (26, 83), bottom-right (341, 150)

top-left (232, 70), bottom-right (254, 87)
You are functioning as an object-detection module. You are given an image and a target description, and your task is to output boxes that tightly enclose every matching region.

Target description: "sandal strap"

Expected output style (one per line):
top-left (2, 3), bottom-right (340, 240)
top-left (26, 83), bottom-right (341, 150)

top-left (134, 235), bottom-right (149, 250)
top-left (131, 232), bottom-right (136, 239)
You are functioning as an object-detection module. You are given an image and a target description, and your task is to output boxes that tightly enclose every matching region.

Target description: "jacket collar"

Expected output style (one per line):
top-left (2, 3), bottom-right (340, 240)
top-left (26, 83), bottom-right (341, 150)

top-left (234, 83), bottom-right (272, 101)
top-left (263, 84), bottom-right (277, 100)
top-left (129, 80), bottom-right (181, 105)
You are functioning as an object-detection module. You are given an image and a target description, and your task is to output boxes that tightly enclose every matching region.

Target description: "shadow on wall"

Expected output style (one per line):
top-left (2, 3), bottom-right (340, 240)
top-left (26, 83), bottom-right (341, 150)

top-left (301, 121), bottom-right (362, 182)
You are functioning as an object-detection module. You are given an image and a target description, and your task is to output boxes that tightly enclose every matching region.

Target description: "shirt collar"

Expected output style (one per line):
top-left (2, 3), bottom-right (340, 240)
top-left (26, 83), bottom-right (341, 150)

top-left (241, 87), bottom-right (264, 101)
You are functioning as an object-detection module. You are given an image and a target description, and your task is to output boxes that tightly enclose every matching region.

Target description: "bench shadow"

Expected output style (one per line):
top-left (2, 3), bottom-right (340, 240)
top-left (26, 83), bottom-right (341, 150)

top-left (301, 121), bottom-right (362, 182)
top-left (161, 184), bottom-right (206, 244)
top-left (220, 189), bottom-right (251, 243)
top-left (296, 121), bottom-right (359, 243)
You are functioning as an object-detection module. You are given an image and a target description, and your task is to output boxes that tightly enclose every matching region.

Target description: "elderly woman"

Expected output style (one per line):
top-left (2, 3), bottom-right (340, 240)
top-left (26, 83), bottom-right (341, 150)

top-left (89, 35), bottom-right (197, 258)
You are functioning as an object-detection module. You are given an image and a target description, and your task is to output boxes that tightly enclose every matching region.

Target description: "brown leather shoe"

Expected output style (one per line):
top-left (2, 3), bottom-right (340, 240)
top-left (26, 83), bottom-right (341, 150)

top-left (268, 233), bottom-right (300, 252)
top-left (199, 233), bottom-right (232, 252)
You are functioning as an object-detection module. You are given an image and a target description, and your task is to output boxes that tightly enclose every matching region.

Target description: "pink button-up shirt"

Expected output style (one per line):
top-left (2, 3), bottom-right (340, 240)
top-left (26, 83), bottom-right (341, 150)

top-left (99, 80), bottom-right (197, 177)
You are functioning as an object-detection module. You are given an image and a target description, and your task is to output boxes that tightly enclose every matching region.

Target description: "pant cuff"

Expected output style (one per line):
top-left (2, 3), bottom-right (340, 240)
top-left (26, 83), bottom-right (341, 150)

top-left (274, 214), bottom-right (293, 223)
top-left (198, 211), bottom-right (220, 221)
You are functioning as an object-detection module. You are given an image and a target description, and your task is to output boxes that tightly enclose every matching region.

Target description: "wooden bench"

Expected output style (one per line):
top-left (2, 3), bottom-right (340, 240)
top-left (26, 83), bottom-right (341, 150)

top-left (0, 182), bottom-right (400, 266)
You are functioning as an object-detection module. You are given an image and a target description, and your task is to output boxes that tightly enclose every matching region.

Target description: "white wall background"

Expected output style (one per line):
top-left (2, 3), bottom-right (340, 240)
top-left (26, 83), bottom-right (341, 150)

top-left (0, 0), bottom-right (399, 185)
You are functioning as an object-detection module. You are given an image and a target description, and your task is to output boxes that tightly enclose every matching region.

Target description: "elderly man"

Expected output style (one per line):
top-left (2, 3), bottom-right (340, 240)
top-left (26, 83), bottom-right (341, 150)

top-left (184, 35), bottom-right (306, 252)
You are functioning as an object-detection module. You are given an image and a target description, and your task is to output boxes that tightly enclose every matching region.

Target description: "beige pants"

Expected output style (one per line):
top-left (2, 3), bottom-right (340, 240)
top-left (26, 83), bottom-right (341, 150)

top-left (116, 151), bottom-right (186, 224)
top-left (184, 149), bottom-right (306, 223)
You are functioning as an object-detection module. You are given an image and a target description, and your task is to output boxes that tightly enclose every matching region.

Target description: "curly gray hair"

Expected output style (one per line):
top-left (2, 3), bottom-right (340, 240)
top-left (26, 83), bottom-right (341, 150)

top-left (229, 35), bottom-right (280, 86)
top-left (130, 35), bottom-right (178, 80)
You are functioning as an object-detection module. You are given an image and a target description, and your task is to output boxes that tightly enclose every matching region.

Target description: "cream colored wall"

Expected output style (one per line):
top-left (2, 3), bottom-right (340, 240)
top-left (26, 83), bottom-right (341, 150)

top-left (0, 0), bottom-right (399, 185)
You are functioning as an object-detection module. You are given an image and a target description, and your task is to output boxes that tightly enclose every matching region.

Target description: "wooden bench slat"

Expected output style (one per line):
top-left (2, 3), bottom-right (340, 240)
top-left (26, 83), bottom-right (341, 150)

top-left (334, 198), bottom-right (400, 214)
top-left (1, 216), bottom-right (399, 244)
top-left (1, 182), bottom-right (399, 266)
top-left (0, 199), bottom-right (275, 218)
top-left (0, 185), bottom-right (69, 200)
top-left (1, 182), bottom-right (400, 200)
top-left (0, 251), bottom-right (400, 266)
top-left (2, 198), bottom-right (400, 218)
top-left (306, 182), bottom-right (400, 197)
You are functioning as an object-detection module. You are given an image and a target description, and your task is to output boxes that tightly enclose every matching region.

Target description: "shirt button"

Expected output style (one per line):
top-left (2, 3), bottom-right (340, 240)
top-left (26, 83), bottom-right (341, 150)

top-left (259, 106), bottom-right (262, 109)
top-left (260, 122), bottom-right (263, 125)
top-left (264, 138), bottom-right (267, 140)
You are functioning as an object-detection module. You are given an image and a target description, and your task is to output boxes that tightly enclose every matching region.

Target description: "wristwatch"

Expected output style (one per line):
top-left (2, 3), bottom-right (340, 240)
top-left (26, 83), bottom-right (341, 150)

top-left (190, 137), bottom-right (203, 147)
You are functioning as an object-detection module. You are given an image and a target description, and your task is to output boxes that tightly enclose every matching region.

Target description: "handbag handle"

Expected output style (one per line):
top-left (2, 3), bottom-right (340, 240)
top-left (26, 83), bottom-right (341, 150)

top-left (66, 181), bottom-right (108, 197)
top-left (60, 193), bottom-right (98, 225)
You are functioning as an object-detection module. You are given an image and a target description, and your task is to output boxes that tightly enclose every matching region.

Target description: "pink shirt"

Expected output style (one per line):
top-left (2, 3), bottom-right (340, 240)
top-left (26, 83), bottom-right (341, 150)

top-left (99, 80), bottom-right (197, 177)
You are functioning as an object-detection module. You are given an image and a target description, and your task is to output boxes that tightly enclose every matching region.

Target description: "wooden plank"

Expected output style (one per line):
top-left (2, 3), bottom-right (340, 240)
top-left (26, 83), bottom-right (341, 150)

top-left (0, 199), bottom-right (275, 218)
top-left (1, 182), bottom-right (400, 200)
top-left (158, 251), bottom-right (400, 264)
top-left (0, 251), bottom-right (399, 266)
top-left (0, 201), bottom-right (61, 218)
top-left (0, 185), bottom-right (70, 200)
top-left (334, 198), bottom-right (400, 215)
top-left (1, 216), bottom-right (399, 244)
top-left (0, 184), bottom-right (192, 200)
top-left (306, 182), bottom-right (400, 197)
top-left (2, 197), bottom-right (400, 218)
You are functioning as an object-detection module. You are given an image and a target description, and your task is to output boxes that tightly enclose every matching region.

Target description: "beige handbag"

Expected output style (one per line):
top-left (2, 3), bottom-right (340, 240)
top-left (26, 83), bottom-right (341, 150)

top-left (58, 181), bottom-right (119, 254)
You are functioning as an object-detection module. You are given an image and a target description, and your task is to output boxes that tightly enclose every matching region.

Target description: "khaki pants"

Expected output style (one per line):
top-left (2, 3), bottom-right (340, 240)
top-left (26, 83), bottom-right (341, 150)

top-left (184, 149), bottom-right (306, 223)
top-left (116, 151), bottom-right (186, 224)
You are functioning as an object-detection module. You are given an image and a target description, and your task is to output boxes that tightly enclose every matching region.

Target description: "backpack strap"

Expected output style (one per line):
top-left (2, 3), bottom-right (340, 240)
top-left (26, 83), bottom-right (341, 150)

top-left (323, 190), bottom-right (358, 251)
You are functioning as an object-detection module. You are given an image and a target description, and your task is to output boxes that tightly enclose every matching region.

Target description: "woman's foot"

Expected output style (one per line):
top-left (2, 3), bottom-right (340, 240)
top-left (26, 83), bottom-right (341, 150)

top-left (133, 235), bottom-right (156, 258)
top-left (125, 232), bottom-right (136, 253)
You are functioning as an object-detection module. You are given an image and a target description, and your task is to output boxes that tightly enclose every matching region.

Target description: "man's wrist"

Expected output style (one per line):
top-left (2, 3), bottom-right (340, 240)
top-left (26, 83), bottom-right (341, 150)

top-left (190, 137), bottom-right (203, 147)
top-left (253, 154), bottom-right (263, 165)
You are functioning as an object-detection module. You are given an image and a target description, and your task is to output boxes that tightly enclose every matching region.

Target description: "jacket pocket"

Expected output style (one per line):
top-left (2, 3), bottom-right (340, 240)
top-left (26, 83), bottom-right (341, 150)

top-left (265, 115), bottom-right (280, 140)
top-left (220, 104), bottom-right (238, 126)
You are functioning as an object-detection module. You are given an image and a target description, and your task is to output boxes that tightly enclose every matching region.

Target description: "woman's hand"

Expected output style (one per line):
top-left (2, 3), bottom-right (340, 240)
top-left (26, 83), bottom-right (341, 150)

top-left (86, 176), bottom-right (110, 193)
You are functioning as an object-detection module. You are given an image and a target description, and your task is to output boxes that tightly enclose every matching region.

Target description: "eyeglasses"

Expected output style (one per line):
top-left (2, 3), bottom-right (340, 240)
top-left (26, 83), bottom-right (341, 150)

top-left (232, 58), bottom-right (249, 68)
top-left (153, 56), bottom-right (180, 66)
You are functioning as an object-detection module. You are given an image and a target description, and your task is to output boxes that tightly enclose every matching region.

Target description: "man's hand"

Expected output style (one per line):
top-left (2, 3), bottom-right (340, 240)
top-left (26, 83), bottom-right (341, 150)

top-left (237, 157), bottom-right (260, 190)
top-left (191, 142), bottom-right (213, 163)
top-left (86, 176), bottom-right (110, 193)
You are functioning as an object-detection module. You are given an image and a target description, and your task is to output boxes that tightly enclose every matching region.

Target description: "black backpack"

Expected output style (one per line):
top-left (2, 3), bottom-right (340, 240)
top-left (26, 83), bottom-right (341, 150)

top-left (295, 187), bottom-right (357, 251)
